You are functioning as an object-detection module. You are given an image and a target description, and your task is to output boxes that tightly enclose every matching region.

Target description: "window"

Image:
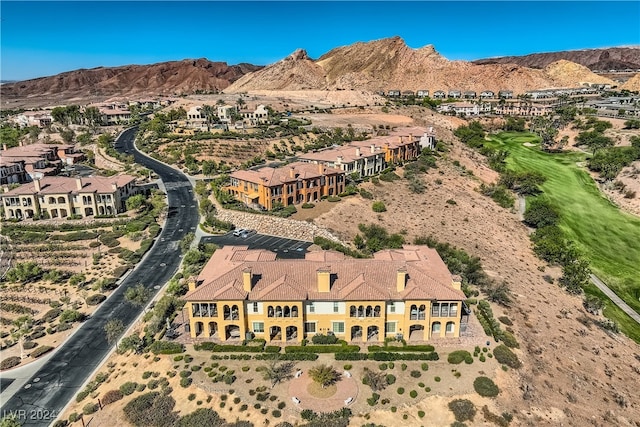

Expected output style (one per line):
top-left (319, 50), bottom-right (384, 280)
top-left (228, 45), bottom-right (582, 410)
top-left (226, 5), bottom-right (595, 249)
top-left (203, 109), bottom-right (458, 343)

top-left (253, 322), bottom-right (264, 333)
top-left (333, 302), bottom-right (339, 313)
top-left (308, 303), bottom-right (315, 313)
top-left (388, 302), bottom-right (395, 313)
top-left (446, 322), bottom-right (455, 333)
top-left (385, 322), bottom-right (396, 334)
top-left (304, 322), bottom-right (316, 334)
top-left (332, 322), bottom-right (345, 334)
top-left (252, 302), bottom-right (258, 313)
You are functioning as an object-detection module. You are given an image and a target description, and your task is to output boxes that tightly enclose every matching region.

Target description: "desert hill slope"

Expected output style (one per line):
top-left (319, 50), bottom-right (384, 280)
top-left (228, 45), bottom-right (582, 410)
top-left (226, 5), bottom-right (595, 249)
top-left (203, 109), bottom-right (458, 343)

top-left (226, 37), bottom-right (614, 94)
top-left (472, 46), bottom-right (640, 71)
top-left (0, 59), bottom-right (262, 99)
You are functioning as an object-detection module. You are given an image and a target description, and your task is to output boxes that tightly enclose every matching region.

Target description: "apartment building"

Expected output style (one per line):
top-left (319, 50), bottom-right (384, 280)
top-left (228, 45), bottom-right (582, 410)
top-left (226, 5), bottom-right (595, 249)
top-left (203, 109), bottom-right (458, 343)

top-left (298, 128), bottom-right (426, 178)
top-left (1, 160), bottom-right (29, 185)
top-left (184, 245), bottom-right (466, 343)
top-left (1, 143), bottom-right (85, 180)
top-left (1, 175), bottom-right (137, 220)
top-left (225, 162), bottom-right (345, 211)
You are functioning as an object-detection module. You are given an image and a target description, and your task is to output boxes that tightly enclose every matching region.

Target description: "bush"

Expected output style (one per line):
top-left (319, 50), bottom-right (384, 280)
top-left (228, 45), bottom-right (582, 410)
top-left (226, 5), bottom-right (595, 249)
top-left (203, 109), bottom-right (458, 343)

top-left (120, 382), bottom-right (138, 396)
top-left (86, 294), bottom-right (106, 306)
top-left (301, 203), bottom-right (315, 209)
top-left (272, 410), bottom-right (282, 418)
top-left (493, 345), bottom-right (521, 369)
top-left (372, 201), bottom-right (387, 212)
top-left (149, 341), bottom-right (185, 355)
top-left (473, 376), bottom-right (499, 397)
top-left (397, 387), bottom-right (405, 395)
top-left (501, 331), bottom-right (520, 349)
top-left (410, 370), bottom-right (421, 378)
top-left (82, 402), bottom-right (98, 415)
top-left (180, 377), bottom-right (192, 388)
top-left (421, 362), bottom-right (429, 371)
top-left (385, 374), bottom-right (396, 385)
top-left (447, 350), bottom-right (472, 364)
top-left (31, 345), bottom-right (54, 358)
top-left (0, 356), bottom-right (21, 370)
top-left (410, 390), bottom-right (418, 398)
top-left (102, 389), bottom-right (124, 405)
top-left (24, 341), bottom-right (37, 350)
top-left (123, 392), bottom-right (177, 427)
top-left (448, 399), bottom-right (476, 422)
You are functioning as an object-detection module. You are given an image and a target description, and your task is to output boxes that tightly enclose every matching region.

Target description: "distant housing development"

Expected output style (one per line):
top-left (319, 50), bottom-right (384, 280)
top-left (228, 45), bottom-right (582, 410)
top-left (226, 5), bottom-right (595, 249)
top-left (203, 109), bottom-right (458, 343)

top-left (184, 245), bottom-right (468, 343)
top-left (1, 143), bottom-right (85, 182)
top-left (1, 175), bottom-right (138, 220)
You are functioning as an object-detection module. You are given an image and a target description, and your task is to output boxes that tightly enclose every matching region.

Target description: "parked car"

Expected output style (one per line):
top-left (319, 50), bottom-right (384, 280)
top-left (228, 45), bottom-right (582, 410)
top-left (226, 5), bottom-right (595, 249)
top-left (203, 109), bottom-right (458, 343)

top-left (232, 228), bottom-right (246, 237)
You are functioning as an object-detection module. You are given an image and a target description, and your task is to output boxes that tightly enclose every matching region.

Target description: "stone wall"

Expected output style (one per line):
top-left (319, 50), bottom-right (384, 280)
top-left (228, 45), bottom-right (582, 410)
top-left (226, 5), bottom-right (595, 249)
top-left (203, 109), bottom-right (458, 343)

top-left (215, 209), bottom-right (343, 243)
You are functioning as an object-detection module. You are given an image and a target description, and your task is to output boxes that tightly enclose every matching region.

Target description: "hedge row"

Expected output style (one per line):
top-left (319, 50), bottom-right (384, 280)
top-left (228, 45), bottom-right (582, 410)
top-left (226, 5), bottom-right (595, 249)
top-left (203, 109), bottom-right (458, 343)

top-left (254, 353), bottom-right (319, 361)
top-left (194, 342), bottom-right (264, 353)
top-left (335, 352), bottom-right (439, 361)
top-left (148, 341), bottom-right (185, 354)
top-left (368, 344), bottom-right (434, 353)
top-left (285, 344), bottom-right (360, 354)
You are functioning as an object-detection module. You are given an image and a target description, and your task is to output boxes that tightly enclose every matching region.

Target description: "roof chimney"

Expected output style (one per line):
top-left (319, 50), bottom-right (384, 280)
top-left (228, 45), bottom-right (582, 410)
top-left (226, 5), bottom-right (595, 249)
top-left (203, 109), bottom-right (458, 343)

top-left (243, 267), bottom-right (253, 292)
top-left (2, 144), bottom-right (6, 151)
top-left (318, 163), bottom-right (324, 174)
top-left (355, 147), bottom-right (361, 157)
top-left (336, 156), bottom-right (343, 164)
top-left (75, 177), bottom-right (83, 190)
top-left (112, 183), bottom-right (118, 191)
top-left (370, 144), bottom-right (375, 153)
top-left (317, 267), bottom-right (331, 293)
top-left (451, 275), bottom-right (462, 291)
top-left (396, 267), bottom-right (407, 293)
top-left (34, 179), bottom-right (41, 192)
top-left (187, 276), bottom-right (197, 291)
top-left (289, 166), bottom-right (295, 178)
top-left (398, 136), bottom-right (403, 144)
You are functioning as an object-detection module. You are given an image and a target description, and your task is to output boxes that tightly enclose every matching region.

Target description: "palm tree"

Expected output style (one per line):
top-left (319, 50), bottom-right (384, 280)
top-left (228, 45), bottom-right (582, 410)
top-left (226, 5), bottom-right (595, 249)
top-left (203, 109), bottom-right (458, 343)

top-left (308, 364), bottom-right (341, 389)
top-left (261, 360), bottom-right (296, 388)
top-left (236, 97), bottom-right (246, 109)
top-left (12, 316), bottom-right (33, 359)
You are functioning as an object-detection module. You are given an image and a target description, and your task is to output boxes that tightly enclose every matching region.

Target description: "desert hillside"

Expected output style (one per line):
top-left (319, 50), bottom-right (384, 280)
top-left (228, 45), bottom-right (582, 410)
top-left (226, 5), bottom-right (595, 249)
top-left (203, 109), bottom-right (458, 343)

top-left (0, 58), bottom-right (262, 100)
top-left (621, 72), bottom-right (640, 91)
top-left (226, 37), bottom-right (614, 94)
top-left (472, 46), bottom-right (640, 71)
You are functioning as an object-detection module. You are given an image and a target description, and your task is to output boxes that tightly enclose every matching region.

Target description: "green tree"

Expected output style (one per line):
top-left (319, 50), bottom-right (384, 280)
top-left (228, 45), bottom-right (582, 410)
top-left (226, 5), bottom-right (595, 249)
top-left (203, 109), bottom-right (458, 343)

top-left (560, 256), bottom-right (591, 295)
top-left (104, 319), bottom-right (126, 347)
top-left (201, 160), bottom-right (217, 176)
top-left (0, 415), bottom-right (22, 427)
top-left (308, 364), bottom-right (341, 389)
top-left (83, 106), bottom-right (103, 130)
top-left (5, 261), bottom-right (43, 283)
top-left (523, 198), bottom-right (560, 228)
top-left (126, 194), bottom-right (146, 211)
top-left (624, 119), bottom-right (640, 129)
top-left (179, 232), bottom-right (195, 254)
top-left (59, 129), bottom-right (75, 144)
top-left (125, 284), bottom-right (151, 307)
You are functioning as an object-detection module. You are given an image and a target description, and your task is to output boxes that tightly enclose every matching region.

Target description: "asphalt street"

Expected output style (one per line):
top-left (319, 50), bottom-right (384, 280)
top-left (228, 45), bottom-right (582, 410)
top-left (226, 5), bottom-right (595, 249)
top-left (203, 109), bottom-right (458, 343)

top-left (0, 127), bottom-right (199, 426)
top-left (201, 232), bottom-right (312, 259)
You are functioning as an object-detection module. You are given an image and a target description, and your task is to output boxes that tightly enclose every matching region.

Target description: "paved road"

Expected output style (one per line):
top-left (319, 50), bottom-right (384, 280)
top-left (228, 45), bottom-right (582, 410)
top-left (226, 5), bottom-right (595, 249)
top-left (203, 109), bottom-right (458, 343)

top-left (0, 127), bottom-right (199, 426)
top-left (590, 274), bottom-right (640, 325)
top-left (201, 232), bottom-right (311, 259)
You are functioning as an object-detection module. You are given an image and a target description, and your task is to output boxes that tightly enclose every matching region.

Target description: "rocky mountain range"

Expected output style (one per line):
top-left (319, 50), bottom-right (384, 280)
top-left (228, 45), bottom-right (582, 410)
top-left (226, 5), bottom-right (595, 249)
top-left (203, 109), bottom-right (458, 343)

top-left (472, 47), bottom-right (640, 71)
top-left (226, 37), bottom-right (615, 94)
top-left (3, 38), bottom-right (634, 105)
top-left (0, 59), bottom-right (261, 100)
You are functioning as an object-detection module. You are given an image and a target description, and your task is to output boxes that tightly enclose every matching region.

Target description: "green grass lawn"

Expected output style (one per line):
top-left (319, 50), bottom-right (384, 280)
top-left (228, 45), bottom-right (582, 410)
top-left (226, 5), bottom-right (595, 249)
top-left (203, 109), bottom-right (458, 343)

top-left (485, 132), bottom-right (640, 342)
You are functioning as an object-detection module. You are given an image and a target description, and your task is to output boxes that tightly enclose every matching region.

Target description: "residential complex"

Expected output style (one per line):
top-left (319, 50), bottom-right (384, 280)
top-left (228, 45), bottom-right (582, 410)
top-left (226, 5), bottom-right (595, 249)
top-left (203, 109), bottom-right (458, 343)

top-left (1, 175), bottom-right (138, 220)
top-left (225, 162), bottom-right (346, 211)
top-left (299, 127), bottom-right (433, 178)
top-left (184, 245), bottom-right (467, 343)
top-left (1, 143), bottom-right (85, 182)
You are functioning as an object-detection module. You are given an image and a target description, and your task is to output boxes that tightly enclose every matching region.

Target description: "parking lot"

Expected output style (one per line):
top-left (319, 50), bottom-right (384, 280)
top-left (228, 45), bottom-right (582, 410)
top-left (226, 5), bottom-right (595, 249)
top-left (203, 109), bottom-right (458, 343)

top-left (200, 232), bottom-right (312, 259)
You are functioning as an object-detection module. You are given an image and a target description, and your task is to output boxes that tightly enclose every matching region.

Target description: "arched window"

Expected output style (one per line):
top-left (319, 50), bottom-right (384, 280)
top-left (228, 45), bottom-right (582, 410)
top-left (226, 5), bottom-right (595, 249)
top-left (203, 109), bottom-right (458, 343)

top-left (283, 306), bottom-right (291, 318)
top-left (268, 306), bottom-right (274, 318)
top-left (231, 305), bottom-right (239, 320)
top-left (275, 306), bottom-right (282, 318)
top-left (223, 305), bottom-right (231, 320)
top-left (366, 306), bottom-right (373, 317)
top-left (291, 306), bottom-right (299, 318)
top-left (350, 306), bottom-right (357, 318)
top-left (374, 306), bottom-right (381, 318)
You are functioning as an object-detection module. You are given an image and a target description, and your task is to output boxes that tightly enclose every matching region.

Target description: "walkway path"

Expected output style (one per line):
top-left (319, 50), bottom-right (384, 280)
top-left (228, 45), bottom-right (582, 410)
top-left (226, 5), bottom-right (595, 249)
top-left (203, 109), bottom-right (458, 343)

top-left (590, 274), bottom-right (640, 325)
top-left (288, 370), bottom-right (358, 412)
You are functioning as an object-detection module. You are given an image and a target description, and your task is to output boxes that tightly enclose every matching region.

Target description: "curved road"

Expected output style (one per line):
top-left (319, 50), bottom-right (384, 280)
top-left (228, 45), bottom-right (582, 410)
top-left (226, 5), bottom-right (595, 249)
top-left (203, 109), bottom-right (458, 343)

top-left (0, 127), bottom-right (199, 426)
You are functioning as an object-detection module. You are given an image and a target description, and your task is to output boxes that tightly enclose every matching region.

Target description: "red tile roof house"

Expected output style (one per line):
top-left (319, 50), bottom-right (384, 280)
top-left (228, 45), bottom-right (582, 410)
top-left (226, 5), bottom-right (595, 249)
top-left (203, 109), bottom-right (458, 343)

top-left (1, 175), bottom-right (137, 220)
top-left (183, 245), bottom-right (468, 343)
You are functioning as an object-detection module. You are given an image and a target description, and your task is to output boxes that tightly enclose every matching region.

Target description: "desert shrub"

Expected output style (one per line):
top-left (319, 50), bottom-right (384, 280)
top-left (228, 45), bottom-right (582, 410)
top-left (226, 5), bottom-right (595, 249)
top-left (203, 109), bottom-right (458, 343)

top-left (501, 331), bottom-right (520, 349)
top-left (498, 316), bottom-right (512, 326)
top-left (23, 341), bottom-right (38, 350)
top-left (30, 345), bottom-right (54, 358)
top-left (397, 387), bottom-right (405, 395)
top-left (493, 345), bottom-right (521, 368)
top-left (119, 382), bottom-right (138, 396)
top-left (102, 389), bottom-right (124, 405)
top-left (448, 399), bottom-right (476, 422)
top-left (410, 370), bottom-right (421, 378)
top-left (82, 402), bottom-right (98, 415)
top-left (372, 201), bottom-right (387, 212)
top-left (176, 408), bottom-right (223, 427)
top-left (86, 294), bottom-right (106, 306)
top-left (43, 308), bottom-right (63, 323)
top-left (421, 362), bottom-right (429, 371)
top-left (385, 374), bottom-right (396, 385)
top-left (123, 391), bottom-right (178, 427)
top-left (0, 356), bottom-right (21, 370)
top-left (473, 376), bottom-right (499, 397)
top-left (447, 350), bottom-right (472, 364)
top-left (435, 376), bottom-right (441, 382)
top-left (410, 390), bottom-right (418, 398)
top-left (149, 341), bottom-right (185, 355)
top-left (180, 377), bottom-right (192, 388)
top-left (301, 203), bottom-right (315, 209)
top-left (272, 410), bottom-right (282, 418)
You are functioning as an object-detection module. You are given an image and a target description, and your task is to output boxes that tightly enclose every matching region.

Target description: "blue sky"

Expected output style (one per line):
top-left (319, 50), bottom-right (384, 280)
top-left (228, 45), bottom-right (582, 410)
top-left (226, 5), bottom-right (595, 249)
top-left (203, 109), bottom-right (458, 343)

top-left (1, 1), bottom-right (639, 81)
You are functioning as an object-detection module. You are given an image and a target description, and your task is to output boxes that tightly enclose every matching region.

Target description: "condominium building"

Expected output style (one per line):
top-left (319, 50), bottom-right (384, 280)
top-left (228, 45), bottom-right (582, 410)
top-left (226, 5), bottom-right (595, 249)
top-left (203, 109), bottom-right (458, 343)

top-left (184, 245), bottom-right (467, 343)
top-left (1, 175), bottom-right (138, 220)
top-left (225, 162), bottom-right (345, 211)
top-left (1, 143), bottom-right (85, 181)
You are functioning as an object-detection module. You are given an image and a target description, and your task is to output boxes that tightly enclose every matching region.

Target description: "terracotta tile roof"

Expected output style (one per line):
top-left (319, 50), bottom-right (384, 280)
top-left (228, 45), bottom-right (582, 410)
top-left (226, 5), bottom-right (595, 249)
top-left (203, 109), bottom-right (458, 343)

top-left (2, 175), bottom-right (136, 196)
top-left (185, 245), bottom-right (465, 302)
top-left (230, 162), bottom-right (342, 187)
